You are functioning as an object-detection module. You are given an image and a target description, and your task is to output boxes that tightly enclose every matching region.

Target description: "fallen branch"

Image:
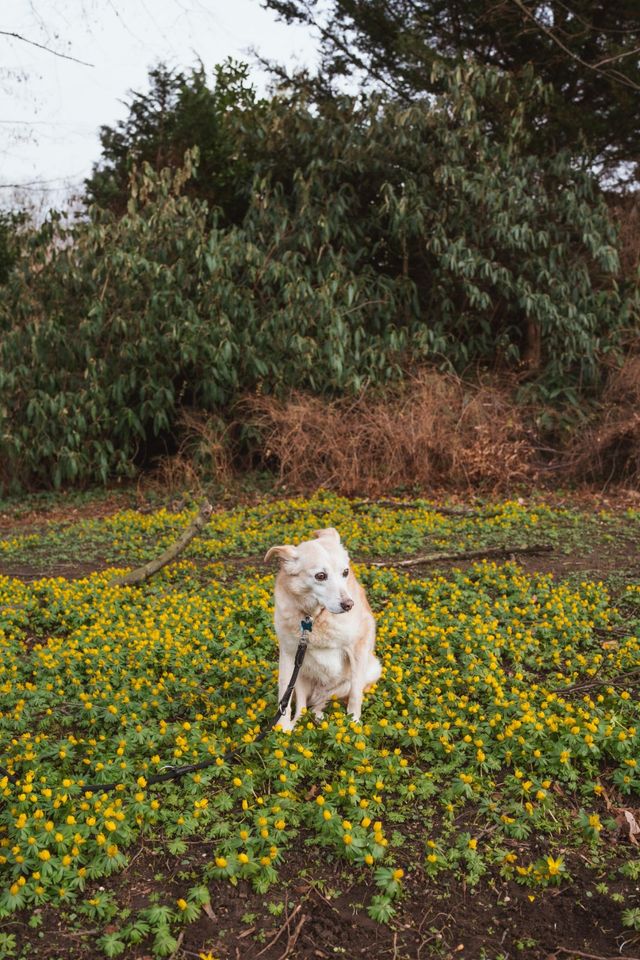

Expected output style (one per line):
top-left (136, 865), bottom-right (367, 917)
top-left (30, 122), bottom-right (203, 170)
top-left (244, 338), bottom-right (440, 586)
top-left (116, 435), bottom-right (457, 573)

top-left (553, 666), bottom-right (640, 695)
top-left (108, 500), bottom-right (213, 587)
top-left (370, 543), bottom-right (552, 568)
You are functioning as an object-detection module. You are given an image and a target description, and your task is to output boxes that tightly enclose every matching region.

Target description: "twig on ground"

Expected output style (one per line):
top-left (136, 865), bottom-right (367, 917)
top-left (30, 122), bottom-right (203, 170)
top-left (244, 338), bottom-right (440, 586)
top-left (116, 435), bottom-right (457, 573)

top-left (369, 543), bottom-right (553, 568)
top-left (307, 883), bottom-right (341, 914)
top-left (168, 931), bottom-right (184, 960)
top-left (122, 843), bottom-right (147, 873)
top-left (108, 500), bottom-right (213, 587)
top-left (276, 912), bottom-right (306, 960)
top-left (254, 904), bottom-right (302, 959)
top-left (553, 948), bottom-right (640, 960)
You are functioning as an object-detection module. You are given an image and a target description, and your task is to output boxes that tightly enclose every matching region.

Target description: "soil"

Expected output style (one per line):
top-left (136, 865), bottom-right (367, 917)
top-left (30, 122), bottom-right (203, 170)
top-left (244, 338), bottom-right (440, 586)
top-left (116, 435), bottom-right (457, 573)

top-left (10, 828), bottom-right (639, 960)
top-left (3, 489), bottom-right (640, 959)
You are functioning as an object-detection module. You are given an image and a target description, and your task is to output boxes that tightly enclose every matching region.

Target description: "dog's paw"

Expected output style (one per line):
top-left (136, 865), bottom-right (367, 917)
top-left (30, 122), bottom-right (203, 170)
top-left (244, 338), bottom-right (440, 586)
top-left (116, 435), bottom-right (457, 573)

top-left (275, 717), bottom-right (296, 733)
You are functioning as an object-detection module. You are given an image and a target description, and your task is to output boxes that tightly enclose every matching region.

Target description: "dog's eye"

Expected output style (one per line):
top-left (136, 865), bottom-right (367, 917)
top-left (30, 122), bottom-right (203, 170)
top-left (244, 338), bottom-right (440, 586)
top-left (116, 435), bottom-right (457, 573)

top-left (342, 569), bottom-right (349, 578)
top-left (315, 572), bottom-right (327, 581)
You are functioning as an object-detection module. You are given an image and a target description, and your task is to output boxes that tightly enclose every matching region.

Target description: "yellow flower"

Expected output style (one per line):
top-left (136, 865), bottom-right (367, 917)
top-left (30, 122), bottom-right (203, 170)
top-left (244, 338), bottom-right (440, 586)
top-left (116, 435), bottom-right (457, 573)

top-left (545, 855), bottom-right (563, 876)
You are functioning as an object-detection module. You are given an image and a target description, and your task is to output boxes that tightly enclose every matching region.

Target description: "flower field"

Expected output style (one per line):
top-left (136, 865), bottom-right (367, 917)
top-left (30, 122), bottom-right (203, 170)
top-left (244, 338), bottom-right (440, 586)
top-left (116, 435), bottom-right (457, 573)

top-left (0, 493), bottom-right (639, 959)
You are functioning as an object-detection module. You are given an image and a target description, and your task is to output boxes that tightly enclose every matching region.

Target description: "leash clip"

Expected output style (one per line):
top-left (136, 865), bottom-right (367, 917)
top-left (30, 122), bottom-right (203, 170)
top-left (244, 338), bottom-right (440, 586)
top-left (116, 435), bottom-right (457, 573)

top-left (300, 615), bottom-right (313, 634)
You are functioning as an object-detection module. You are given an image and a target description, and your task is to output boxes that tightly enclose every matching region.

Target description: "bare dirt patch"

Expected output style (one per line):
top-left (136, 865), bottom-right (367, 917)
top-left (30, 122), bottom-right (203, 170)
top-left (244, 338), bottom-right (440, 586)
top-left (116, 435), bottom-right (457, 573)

top-left (11, 830), bottom-right (639, 960)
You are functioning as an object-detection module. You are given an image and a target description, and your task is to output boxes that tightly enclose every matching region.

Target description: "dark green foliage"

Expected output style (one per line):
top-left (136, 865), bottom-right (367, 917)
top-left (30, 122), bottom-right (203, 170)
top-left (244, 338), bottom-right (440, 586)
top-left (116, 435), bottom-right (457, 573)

top-left (85, 60), bottom-right (259, 222)
top-left (0, 65), bottom-right (633, 491)
top-left (0, 151), bottom-right (415, 491)
top-left (0, 212), bottom-right (24, 285)
top-left (265, 0), bottom-right (640, 181)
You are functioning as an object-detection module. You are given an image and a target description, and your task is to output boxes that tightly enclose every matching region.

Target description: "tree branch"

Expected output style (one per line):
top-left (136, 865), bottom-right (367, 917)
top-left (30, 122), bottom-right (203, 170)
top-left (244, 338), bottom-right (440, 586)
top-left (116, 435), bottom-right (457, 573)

top-left (506, 0), bottom-right (640, 91)
top-left (0, 30), bottom-right (94, 67)
top-left (108, 500), bottom-right (213, 587)
top-left (369, 543), bottom-right (552, 568)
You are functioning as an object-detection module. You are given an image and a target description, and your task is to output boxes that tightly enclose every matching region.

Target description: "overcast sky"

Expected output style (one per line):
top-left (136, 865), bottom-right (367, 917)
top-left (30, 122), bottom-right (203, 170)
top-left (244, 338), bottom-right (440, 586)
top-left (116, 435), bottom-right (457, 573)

top-left (1, 1), bottom-right (319, 209)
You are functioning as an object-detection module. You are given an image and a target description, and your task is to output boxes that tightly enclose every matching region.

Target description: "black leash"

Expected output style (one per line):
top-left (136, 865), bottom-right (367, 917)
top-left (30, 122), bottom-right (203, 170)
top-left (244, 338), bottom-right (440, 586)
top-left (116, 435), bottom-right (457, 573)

top-left (0, 617), bottom-right (312, 795)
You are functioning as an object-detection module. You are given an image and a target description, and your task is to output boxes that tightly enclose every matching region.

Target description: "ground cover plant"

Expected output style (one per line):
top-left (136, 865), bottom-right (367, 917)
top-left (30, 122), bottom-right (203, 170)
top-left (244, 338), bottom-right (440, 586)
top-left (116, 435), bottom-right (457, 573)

top-left (0, 495), bottom-right (639, 959)
top-left (1, 490), bottom-right (638, 570)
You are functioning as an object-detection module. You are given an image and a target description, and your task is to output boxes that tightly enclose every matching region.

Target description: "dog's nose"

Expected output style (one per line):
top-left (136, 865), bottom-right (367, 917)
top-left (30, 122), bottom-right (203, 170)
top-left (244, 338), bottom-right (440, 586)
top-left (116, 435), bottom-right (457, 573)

top-left (340, 598), bottom-right (354, 612)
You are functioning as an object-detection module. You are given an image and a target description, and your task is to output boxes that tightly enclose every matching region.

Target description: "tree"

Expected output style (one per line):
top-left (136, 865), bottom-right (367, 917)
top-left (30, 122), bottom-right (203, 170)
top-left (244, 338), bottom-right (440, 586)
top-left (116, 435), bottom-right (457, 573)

top-left (2, 68), bottom-right (630, 490)
top-left (0, 211), bottom-right (26, 285)
top-left (264, 0), bottom-right (640, 183)
top-left (85, 60), bottom-right (260, 222)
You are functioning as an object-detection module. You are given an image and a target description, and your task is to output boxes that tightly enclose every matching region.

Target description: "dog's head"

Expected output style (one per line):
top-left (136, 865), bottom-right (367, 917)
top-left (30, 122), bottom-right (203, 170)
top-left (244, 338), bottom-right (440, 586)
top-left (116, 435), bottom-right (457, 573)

top-left (264, 527), bottom-right (354, 614)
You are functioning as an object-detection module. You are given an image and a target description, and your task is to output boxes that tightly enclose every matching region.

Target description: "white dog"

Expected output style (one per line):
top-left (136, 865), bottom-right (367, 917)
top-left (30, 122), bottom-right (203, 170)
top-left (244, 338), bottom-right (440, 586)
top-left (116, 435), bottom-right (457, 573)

top-left (265, 527), bottom-right (381, 731)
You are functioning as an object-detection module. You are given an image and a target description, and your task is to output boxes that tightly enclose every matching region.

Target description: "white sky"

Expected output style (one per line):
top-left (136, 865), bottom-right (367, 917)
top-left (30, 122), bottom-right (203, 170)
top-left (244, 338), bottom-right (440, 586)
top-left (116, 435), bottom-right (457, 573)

top-left (0, 1), bottom-right (319, 210)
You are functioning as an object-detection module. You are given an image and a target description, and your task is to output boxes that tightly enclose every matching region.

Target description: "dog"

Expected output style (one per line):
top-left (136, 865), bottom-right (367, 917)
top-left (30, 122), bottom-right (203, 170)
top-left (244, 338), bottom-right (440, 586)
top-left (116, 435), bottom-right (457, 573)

top-left (265, 527), bottom-right (381, 731)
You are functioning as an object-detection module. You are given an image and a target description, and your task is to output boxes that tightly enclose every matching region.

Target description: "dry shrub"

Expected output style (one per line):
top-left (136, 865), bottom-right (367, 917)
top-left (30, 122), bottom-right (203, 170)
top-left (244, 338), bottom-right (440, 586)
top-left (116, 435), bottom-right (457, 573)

top-left (566, 355), bottom-right (640, 483)
top-left (151, 408), bottom-right (232, 492)
top-left (609, 195), bottom-right (640, 281)
top-left (245, 372), bottom-right (538, 496)
top-left (150, 452), bottom-right (204, 495)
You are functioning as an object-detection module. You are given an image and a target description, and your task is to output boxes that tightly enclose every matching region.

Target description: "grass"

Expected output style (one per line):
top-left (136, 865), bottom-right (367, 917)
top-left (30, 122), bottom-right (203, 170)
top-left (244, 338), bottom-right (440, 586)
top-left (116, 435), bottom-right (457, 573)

top-left (0, 493), bottom-right (639, 959)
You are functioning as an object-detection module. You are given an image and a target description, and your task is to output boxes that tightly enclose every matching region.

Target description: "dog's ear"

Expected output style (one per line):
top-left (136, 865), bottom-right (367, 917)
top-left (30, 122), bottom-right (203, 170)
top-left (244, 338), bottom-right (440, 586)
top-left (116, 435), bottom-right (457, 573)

top-left (264, 544), bottom-right (299, 566)
top-left (313, 527), bottom-right (341, 543)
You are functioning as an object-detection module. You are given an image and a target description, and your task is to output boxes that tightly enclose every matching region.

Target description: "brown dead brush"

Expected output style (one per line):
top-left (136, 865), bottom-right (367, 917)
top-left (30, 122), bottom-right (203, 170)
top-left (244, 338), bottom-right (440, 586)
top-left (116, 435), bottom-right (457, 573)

top-left (566, 355), bottom-right (640, 483)
top-left (245, 372), bottom-right (539, 496)
top-left (609, 195), bottom-right (640, 281)
top-left (151, 408), bottom-right (232, 492)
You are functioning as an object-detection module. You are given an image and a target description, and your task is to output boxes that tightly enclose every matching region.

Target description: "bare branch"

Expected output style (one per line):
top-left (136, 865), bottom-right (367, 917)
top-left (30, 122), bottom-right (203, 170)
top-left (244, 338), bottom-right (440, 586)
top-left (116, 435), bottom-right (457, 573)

top-left (0, 30), bottom-right (94, 67)
top-left (369, 543), bottom-right (553, 568)
top-left (108, 500), bottom-right (213, 587)
top-left (592, 44), bottom-right (640, 69)
top-left (507, 0), bottom-right (640, 92)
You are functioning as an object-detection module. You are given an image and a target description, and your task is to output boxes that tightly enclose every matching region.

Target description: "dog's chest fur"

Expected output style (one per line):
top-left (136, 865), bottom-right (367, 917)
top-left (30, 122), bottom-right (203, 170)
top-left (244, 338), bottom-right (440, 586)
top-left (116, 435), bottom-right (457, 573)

top-left (278, 610), bottom-right (358, 685)
top-left (303, 643), bottom-right (347, 685)
top-left (303, 620), bottom-right (355, 684)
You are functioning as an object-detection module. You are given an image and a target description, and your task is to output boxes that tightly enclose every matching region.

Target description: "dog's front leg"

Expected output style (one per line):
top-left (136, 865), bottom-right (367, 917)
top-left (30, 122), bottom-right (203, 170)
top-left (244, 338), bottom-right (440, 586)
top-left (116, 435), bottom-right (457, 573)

top-left (346, 651), bottom-right (381, 723)
top-left (278, 675), bottom-right (311, 732)
top-left (277, 646), bottom-right (296, 728)
top-left (287, 674), bottom-right (313, 730)
top-left (345, 648), bottom-right (365, 722)
top-left (346, 682), bottom-right (364, 722)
